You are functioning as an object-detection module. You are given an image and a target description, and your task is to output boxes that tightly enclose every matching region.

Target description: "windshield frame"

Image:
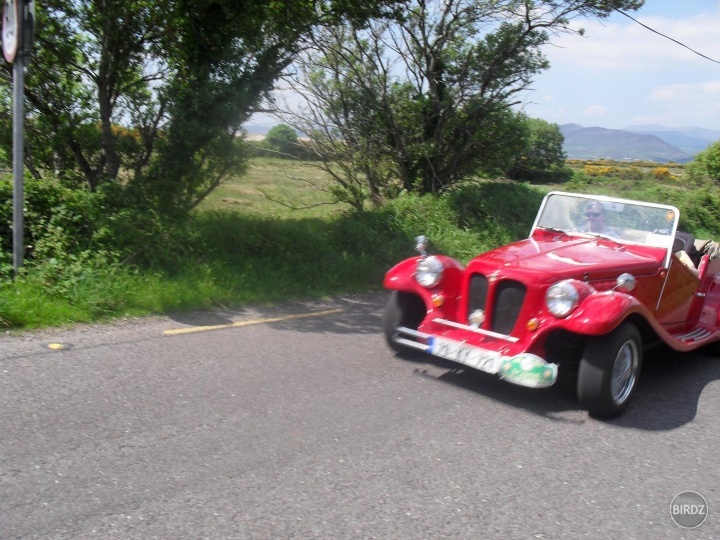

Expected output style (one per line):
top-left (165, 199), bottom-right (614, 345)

top-left (530, 191), bottom-right (681, 268)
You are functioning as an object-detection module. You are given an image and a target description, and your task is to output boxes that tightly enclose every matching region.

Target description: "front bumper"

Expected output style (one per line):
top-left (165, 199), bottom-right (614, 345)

top-left (392, 321), bottom-right (558, 389)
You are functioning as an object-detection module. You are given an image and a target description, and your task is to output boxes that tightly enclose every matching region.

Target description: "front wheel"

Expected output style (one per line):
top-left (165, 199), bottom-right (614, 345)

top-left (577, 323), bottom-right (642, 418)
top-left (382, 291), bottom-right (426, 357)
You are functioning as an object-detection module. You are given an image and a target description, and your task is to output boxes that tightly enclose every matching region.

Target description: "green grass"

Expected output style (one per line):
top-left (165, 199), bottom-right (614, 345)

top-left (2, 157), bottom-right (720, 329)
top-left (198, 157), bottom-right (348, 219)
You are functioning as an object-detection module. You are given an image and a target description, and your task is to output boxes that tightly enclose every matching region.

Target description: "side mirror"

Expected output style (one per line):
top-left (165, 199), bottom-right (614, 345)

top-left (615, 273), bottom-right (636, 292)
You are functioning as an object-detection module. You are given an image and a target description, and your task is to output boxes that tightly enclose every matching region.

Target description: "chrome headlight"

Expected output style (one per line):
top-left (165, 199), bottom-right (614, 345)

top-left (415, 256), bottom-right (443, 288)
top-left (545, 281), bottom-right (580, 318)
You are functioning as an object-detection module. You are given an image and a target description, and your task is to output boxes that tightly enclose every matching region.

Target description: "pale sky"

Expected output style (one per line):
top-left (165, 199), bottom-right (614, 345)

top-left (518, 0), bottom-right (720, 131)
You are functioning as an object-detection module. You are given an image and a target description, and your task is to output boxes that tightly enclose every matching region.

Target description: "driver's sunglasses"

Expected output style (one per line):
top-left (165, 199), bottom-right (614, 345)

top-left (585, 212), bottom-right (601, 218)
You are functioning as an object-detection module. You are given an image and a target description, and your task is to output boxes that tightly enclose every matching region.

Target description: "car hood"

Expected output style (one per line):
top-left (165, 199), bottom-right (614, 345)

top-left (467, 234), bottom-right (663, 283)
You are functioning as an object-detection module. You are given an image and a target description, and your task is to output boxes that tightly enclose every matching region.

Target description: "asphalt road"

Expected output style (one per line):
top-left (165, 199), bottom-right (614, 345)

top-left (1, 293), bottom-right (719, 539)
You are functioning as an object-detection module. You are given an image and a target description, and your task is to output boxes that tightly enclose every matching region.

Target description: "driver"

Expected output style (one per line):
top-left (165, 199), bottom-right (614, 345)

top-left (578, 201), bottom-right (619, 238)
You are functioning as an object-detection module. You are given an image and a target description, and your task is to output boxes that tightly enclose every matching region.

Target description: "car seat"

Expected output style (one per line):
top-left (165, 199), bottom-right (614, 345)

top-left (673, 231), bottom-right (701, 267)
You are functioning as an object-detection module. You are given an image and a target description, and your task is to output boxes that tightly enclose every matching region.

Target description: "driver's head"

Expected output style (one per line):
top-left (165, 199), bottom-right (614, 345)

top-left (584, 201), bottom-right (606, 232)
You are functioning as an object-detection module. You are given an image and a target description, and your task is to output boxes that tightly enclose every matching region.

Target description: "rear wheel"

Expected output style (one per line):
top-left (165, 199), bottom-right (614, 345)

top-left (382, 291), bottom-right (426, 357)
top-left (577, 323), bottom-right (642, 418)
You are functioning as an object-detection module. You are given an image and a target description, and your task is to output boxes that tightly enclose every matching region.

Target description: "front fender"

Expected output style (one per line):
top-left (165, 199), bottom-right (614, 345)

top-left (559, 291), bottom-right (651, 335)
top-left (383, 257), bottom-right (421, 291)
top-left (383, 255), bottom-right (465, 316)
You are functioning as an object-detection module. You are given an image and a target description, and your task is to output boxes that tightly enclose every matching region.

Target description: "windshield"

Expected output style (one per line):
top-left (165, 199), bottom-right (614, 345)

top-left (532, 192), bottom-right (679, 248)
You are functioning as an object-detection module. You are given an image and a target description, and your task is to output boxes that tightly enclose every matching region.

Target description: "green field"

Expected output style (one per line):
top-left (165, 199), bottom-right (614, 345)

top-left (199, 158), bottom-right (348, 219)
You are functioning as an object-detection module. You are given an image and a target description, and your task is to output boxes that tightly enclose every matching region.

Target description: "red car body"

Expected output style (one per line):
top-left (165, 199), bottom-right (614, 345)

top-left (382, 191), bottom-right (720, 417)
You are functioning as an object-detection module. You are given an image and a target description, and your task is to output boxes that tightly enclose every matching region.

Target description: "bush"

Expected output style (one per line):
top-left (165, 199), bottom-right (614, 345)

top-left (508, 165), bottom-right (573, 184)
top-left (0, 174), bottom-right (104, 277)
top-left (581, 164), bottom-right (644, 181)
top-left (263, 124), bottom-right (300, 158)
top-left (685, 141), bottom-right (720, 185)
top-left (652, 166), bottom-right (673, 180)
top-left (374, 180), bottom-right (545, 262)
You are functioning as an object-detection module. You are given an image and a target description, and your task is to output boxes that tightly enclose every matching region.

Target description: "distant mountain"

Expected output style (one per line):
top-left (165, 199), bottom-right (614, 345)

top-left (559, 124), bottom-right (703, 163)
top-left (624, 124), bottom-right (720, 143)
top-left (624, 130), bottom-right (707, 155)
top-left (623, 124), bottom-right (720, 156)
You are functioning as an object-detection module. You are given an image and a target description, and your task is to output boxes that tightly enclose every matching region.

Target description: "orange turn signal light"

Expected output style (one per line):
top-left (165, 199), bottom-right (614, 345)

top-left (526, 318), bottom-right (540, 332)
top-left (431, 293), bottom-right (444, 307)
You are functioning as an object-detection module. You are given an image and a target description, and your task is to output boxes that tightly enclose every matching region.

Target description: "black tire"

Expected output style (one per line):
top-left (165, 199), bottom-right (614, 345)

top-left (577, 323), bottom-right (642, 418)
top-left (554, 362), bottom-right (580, 399)
top-left (382, 291), bottom-right (426, 357)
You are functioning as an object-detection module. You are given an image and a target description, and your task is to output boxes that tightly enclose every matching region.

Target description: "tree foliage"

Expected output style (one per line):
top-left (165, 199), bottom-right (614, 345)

top-left (506, 118), bottom-right (571, 183)
top-left (264, 124), bottom-right (300, 157)
top-left (0, 0), bottom-right (403, 216)
top-left (685, 141), bottom-right (720, 185)
top-left (280, 0), bottom-right (643, 203)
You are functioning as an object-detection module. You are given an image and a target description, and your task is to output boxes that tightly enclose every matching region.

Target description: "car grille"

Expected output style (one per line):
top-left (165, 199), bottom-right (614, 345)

top-left (468, 274), bottom-right (489, 314)
top-left (468, 274), bottom-right (526, 335)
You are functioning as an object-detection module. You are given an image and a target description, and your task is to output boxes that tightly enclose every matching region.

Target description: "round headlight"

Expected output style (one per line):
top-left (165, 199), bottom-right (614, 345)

top-left (545, 281), bottom-right (580, 318)
top-left (416, 256), bottom-right (444, 288)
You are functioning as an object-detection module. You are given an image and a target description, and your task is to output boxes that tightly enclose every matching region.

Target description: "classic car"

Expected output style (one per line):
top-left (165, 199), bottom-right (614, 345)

top-left (382, 191), bottom-right (720, 417)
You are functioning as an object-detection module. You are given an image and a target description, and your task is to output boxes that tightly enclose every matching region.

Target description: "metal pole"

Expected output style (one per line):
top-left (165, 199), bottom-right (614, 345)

top-left (12, 48), bottom-right (24, 274)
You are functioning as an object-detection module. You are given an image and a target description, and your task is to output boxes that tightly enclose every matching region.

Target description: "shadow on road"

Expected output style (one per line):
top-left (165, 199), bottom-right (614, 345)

top-left (269, 294), bottom-right (385, 335)
top-left (166, 292), bottom-right (386, 335)
top-left (167, 311), bottom-right (236, 327)
top-left (395, 345), bottom-right (720, 431)
top-left (611, 345), bottom-right (720, 430)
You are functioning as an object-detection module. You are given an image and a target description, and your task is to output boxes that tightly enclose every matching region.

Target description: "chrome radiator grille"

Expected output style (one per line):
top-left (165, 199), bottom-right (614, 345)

top-left (468, 274), bottom-right (526, 335)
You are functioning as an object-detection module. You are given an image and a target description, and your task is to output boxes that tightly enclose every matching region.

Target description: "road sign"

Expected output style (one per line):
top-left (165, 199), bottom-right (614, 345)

top-left (2, 0), bottom-right (19, 62)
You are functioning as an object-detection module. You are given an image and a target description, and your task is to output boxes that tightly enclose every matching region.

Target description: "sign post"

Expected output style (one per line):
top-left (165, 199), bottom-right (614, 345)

top-left (2, 0), bottom-right (34, 275)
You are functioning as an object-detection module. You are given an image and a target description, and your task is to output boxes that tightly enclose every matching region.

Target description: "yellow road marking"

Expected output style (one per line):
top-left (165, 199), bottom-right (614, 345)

top-left (163, 308), bottom-right (343, 336)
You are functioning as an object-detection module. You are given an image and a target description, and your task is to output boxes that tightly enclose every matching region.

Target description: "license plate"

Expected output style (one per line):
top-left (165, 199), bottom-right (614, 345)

top-left (429, 336), bottom-right (501, 374)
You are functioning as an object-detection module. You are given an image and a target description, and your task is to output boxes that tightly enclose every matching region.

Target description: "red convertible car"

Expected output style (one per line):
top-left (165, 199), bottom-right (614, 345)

top-left (382, 191), bottom-right (720, 417)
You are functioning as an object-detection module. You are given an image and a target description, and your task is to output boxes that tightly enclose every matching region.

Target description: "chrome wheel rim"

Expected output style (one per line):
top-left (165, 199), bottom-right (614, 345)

top-left (611, 340), bottom-right (639, 405)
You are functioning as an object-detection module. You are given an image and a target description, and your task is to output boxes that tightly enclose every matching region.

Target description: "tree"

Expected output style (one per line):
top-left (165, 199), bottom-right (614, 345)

top-left (0, 0), bottom-right (404, 215)
top-left (280, 0), bottom-right (643, 203)
top-left (264, 124), bottom-right (300, 157)
top-left (507, 118), bottom-right (570, 182)
top-left (2, 0), bottom-right (173, 191)
top-left (685, 141), bottom-right (720, 184)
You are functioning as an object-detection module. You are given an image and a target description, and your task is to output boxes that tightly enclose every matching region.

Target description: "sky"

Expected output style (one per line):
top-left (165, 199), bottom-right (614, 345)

top-left (517, 0), bottom-right (720, 131)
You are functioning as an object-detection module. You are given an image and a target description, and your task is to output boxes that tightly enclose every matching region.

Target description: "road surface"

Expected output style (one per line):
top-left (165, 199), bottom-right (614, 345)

top-left (1, 293), bottom-right (719, 538)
